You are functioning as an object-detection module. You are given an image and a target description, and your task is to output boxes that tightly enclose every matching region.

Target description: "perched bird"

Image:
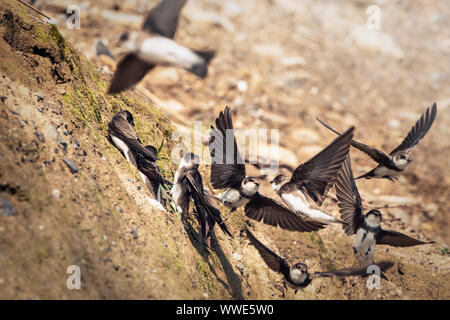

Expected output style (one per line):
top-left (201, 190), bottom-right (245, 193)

top-left (246, 228), bottom-right (394, 293)
top-left (209, 107), bottom-right (325, 232)
top-left (171, 153), bottom-right (232, 247)
top-left (107, 0), bottom-right (215, 94)
top-left (335, 155), bottom-right (434, 267)
top-left (108, 110), bottom-right (157, 167)
top-left (136, 145), bottom-right (172, 204)
top-left (270, 127), bottom-right (355, 224)
top-left (316, 103), bottom-right (437, 181)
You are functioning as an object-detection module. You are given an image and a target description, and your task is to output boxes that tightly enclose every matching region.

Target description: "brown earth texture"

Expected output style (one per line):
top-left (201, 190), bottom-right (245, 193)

top-left (0, 0), bottom-right (449, 299)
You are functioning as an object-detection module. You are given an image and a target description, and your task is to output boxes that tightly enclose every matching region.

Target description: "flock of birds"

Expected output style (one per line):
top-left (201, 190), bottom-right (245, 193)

top-left (102, 0), bottom-right (438, 293)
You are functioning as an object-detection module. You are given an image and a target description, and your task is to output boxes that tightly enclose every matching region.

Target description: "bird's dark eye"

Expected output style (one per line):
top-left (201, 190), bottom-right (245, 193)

top-left (400, 155), bottom-right (405, 159)
top-left (119, 32), bottom-right (129, 41)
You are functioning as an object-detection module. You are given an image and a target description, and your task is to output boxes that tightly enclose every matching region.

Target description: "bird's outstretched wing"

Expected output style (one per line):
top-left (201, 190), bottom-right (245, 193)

top-left (107, 53), bottom-right (155, 94)
top-left (142, 0), bottom-right (187, 38)
top-left (313, 261), bottom-right (394, 278)
top-left (335, 155), bottom-right (365, 235)
top-left (209, 106), bottom-right (246, 189)
top-left (376, 230), bottom-right (433, 247)
top-left (244, 193), bottom-right (325, 232)
top-left (316, 117), bottom-right (392, 166)
top-left (246, 228), bottom-right (290, 278)
top-left (389, 103), bottom-right (437, 155)
top-left (291, 127), bottom-right (354, 205)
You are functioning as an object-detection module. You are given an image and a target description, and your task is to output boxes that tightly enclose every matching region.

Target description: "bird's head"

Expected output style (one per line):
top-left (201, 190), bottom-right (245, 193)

top-left (241, 177), bottom-right (260, 196)
top-left (365, 209), bottom-right (382, 227)
top-left (270, 174), bottom-right (289, 192)
top-left (180, 152), bottom-right (200, 169)
top-left (290, 262), bottom-right (309, 284)
top-left (118, 110), bottom-right (135, 126)
top-left (393, 152), bottom-right (413, 169)
top-left (117, 31), bottom-right (139, 51)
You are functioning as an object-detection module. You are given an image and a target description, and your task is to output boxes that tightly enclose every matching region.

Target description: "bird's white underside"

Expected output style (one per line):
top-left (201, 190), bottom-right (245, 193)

top-left (281, 192), bottom-right (339, 224)
top-left (111, 135), bottom-right (132, 163)
top-left (138, 37), bottom-right (203, 69)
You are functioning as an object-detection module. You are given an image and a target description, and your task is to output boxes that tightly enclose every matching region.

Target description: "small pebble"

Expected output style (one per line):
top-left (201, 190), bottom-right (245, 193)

top-left (130, 229), bottom-right (138, 239)
top-left (1, 198), bottom-right (14, 216)
top-left (52, 189), bottom-right (61, 199)
top-left (63, 158), bottom-right (78, 173)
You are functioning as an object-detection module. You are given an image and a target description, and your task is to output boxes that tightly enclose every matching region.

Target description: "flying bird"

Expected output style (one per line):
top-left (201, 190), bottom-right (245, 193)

top-left (270, 127), bottom-right (354, 224)
top-left (171, 153), bottom-right (232, 247)
top-left (246, 228), bottom-right (394, 294)
top-left (108, 110), bottom-right (157, 167)
top-left (107, 0), bottom-right (215, 94)
top-left (316, 103), bottom-right (437, 181)
top-left (209, 107), bottom-right (325, 232)
top-left (136, 145), bottom-right (172, 204)
top-left (335, 155), bottom-right (434, 267)
top-left (208, 106), bottom-right (262, 212)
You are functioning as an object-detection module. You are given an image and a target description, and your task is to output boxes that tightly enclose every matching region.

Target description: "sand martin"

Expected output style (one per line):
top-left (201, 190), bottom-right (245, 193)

top-left (270, 126), bottom-right (355, 224)
top-left (316, 103), bottom-right (437, 181)
top-left (208, 106), bottom-right (261, 211)
top-left (246, 228), bottom-right (394, 293)
top-left (107, 0), bottom-right (215, 94)
top-left (136, 145), bottom-right (172, 204)
top-left (335, 155), bottom-right (434, 267)
top-left (108, 110), bottom-right (157, 167)
top-left (171, 153), bottom-right (232, 246)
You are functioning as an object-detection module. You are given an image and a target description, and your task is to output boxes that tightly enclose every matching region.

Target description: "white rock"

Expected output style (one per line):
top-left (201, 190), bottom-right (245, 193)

top-left (221, 1), bottom-right (243, 17)
top-left (236, 80), bottom-right (248, 92)
top-left (147, 198), bottom-right (166, 212)
top-left (52, 189), bottom-right (61, 199)
top-left (281, 56), bottom-right (306, 67)
top-left (252, 43), bottom-right (285, 57)
top-left (347, 26), bottom-right (404, 59)
top-left (289, 128), bottom-right (320, 144)
top-left (232, 253), bottom-right (242, 261)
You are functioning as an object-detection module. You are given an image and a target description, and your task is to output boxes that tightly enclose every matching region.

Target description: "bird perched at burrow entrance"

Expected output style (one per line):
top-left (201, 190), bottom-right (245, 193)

top-left (107, 0), bottom-right (215, 94)
top-left (171, 152), bottom-right (232, 247)
top-left (107, 110), bottom-right (157, 167)
top-left (335, 155), bottom-right (434, 268)
top-left (208, 106), bottom-right (326, 233)
top-left (316, 103), bottom-right (437, 181)
top-left (136, 145), bottom-right (172, 205)
top-left (270, 127), bottom-right (355, 225)
top-left (246, 228), bottom-right (394, 294)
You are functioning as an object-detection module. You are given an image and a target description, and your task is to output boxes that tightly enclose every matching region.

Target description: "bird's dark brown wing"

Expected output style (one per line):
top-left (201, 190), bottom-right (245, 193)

top-left (185, 170), bottom-right (233, 237)
top-left (291, 127), bottom-right (354, 205)
top-left (316, 117), bottom-right (392, 166)
top-left (335, 155), bottom-right (365, 235)
top-left (142, 0), bottom-right (187, 38)
top-left (246, 228), bottom-right (290, 278)
top-left (108, 116), bottom-right (157, 161)
top-left (244, 193), bottom-right (325, 232)
top-left (314, 261), bottom-right (394, 278)
top-left (389, 103), bottom-right (437, 155)
top-left (137, 156), bottom-right (171, 185)
top-left (107, 53), bottom-right (155, 94)
top-left (376, 230), bottom-right (433, 247)
top-left (209, 106), bottom-right (246, 189)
